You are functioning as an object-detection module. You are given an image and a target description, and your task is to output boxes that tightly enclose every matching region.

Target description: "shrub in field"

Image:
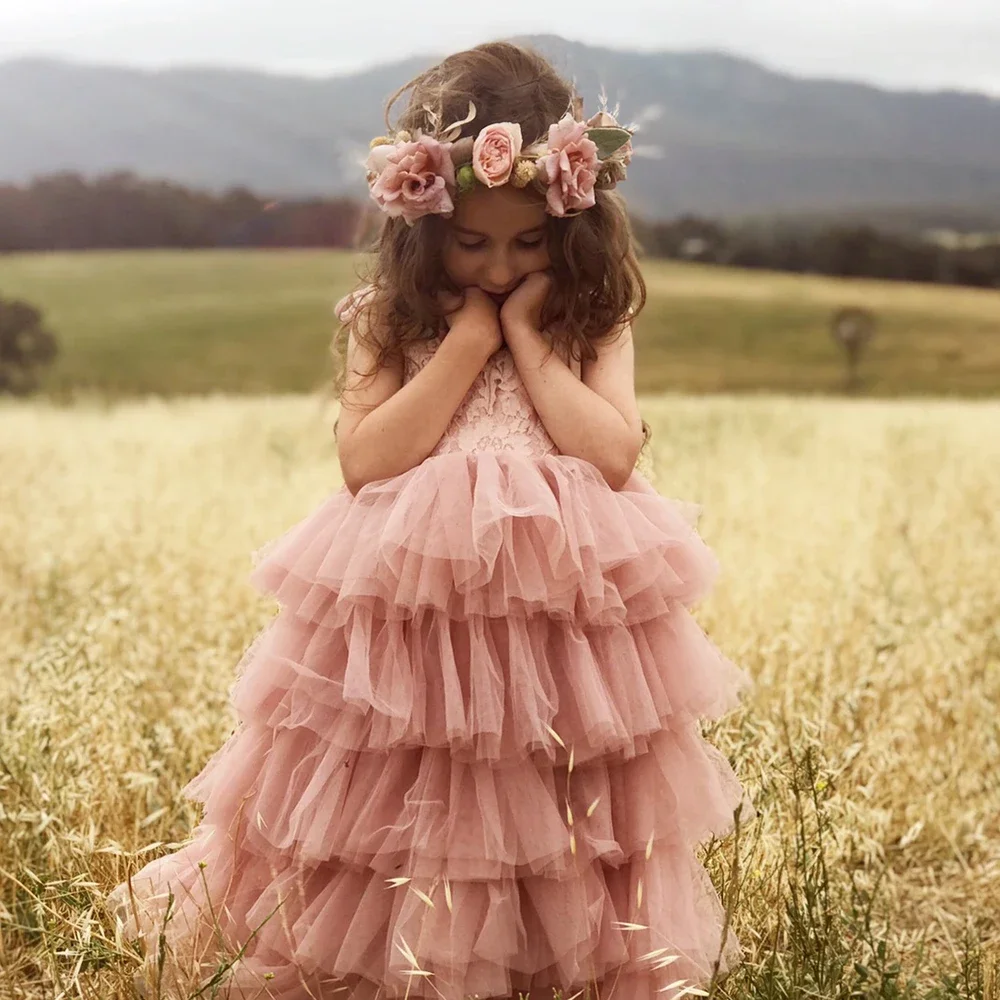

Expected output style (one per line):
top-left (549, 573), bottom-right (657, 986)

top-left (0, 293), bottom-right (58, 395)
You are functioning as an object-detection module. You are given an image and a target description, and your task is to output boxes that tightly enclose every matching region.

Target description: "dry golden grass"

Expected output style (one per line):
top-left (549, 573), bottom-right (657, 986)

top-left (1, 392), bottom-right (999, 998)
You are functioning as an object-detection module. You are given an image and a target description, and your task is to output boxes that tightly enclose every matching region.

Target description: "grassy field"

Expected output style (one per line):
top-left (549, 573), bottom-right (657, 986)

top-left (1, 249), bottom-right (999, 398)
top-left (2, 392), bottom-right (999, 998)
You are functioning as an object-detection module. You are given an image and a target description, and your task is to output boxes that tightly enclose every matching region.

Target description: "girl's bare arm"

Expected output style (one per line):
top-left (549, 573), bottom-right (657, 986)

top-left (336, 310), bottom-right (495, 494)
top-left (505, 321), bottom-right (645, 490)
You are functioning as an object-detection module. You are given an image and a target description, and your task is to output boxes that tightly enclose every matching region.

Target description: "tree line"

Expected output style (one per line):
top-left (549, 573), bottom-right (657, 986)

top-left (2, 172), bottom-right (998, 289)
top-left (0, 172), bottom-right (361, 251)
top-left (632, 216), bottom-right (1000, 289)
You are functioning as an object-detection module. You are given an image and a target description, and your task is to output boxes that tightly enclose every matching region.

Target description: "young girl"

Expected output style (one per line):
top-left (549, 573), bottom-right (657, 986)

top-left (108, 41), bottom-right (755, 1000)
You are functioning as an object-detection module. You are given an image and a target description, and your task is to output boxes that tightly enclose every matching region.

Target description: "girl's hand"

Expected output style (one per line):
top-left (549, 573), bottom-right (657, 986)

top-left (438, 287), bottom-right (503, 358)
top-left (500, 271), bottom-right (553, 336)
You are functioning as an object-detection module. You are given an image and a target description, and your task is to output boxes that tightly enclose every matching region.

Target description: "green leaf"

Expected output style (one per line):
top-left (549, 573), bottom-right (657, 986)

top-left (586, 126), bottom-right (631, 160)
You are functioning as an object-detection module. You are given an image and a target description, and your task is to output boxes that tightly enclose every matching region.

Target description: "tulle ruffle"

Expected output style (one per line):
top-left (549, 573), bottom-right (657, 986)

top-left (107, 813), bottom-right (743, 1000)
top-left (250, 451), bottom-right (719, 628)
top-left (227, 604), bottom-right (750, 765)
top-left (181, 716), bottom-right (751, 880)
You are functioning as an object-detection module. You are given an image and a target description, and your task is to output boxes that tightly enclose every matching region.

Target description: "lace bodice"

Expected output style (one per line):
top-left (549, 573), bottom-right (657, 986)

top-left (404, 336), bottom-right (582, 457)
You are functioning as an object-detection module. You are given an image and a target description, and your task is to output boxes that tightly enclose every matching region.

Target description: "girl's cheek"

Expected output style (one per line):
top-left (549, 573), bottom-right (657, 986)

top-left (527, 254), bottom-right (551, 275)
top-left (443, 249), bottom-right (473, 284)
top-left (530, 245), bottom-right (552, 268)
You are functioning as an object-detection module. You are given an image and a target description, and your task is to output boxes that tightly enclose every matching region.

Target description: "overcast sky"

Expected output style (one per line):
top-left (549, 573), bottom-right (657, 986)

top-left (2, 0), bottom-right (999, 95)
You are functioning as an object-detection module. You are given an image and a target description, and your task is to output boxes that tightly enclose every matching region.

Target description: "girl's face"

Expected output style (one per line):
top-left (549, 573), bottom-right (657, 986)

top-left (442, 184), bottom-right (552, 307)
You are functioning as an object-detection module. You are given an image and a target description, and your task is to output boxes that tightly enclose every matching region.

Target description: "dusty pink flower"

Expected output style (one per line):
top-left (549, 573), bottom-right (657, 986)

top-left (367, 135), bottom-right (456, 225)
top-left (471, 122), bottom-right (523, 187)
top-left (538, 114), bottom-right (599, 216)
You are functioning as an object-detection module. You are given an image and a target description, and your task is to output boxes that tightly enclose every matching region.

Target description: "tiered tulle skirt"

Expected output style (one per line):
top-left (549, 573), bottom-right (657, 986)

top-left (106, 452), bottom-right (755, 999)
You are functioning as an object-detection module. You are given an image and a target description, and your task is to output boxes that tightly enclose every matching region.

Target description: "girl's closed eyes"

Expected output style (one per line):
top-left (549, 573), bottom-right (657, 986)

top-left (456, 238), bottom-right (545, 252)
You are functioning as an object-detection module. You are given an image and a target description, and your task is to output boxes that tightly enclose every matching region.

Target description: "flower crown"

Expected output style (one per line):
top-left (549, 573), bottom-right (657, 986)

top-left (364, 100), bottom-right (635, 226)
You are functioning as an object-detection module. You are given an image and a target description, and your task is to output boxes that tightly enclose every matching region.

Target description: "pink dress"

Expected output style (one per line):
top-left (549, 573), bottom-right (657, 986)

top-left (106, 312), bottom-right (756, 1000)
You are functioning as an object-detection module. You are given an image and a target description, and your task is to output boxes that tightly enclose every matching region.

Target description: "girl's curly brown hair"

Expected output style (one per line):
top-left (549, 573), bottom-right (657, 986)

top-left (331, 40), bottom-right (647, 399)
top-left (335, 42), bottom-right (646, 376)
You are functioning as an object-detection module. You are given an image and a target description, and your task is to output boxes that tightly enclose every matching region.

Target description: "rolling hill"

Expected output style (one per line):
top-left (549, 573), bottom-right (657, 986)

top-left (2, 35), bottom-right (1000, 218)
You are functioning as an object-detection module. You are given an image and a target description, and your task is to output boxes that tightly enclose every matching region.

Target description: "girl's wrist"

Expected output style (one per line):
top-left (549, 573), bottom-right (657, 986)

top-left (447, 317), bottom-right (503, 364)
top-left (501, 317), bottom-right (541, 347)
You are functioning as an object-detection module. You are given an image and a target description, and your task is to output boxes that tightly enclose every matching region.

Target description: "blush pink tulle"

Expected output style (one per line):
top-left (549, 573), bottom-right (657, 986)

top-left (106, 297), bottom-right (755, 1000)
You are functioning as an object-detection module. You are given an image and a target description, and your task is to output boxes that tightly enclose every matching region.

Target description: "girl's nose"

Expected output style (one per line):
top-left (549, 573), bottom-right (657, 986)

top-left (485, 251), bottom-right (515, 290)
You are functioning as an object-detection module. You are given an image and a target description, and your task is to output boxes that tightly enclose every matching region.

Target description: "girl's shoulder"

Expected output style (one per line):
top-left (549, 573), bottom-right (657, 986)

top-left (335, 283), bottom-right (436, 343)
top-left (336, 283), bottom-right (441, 381)
top-left (334, 283), bottom-right (378, 328)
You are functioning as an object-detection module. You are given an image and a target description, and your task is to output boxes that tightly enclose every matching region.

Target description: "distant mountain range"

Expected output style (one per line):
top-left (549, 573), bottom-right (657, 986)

top-left (3, 35), bottom-right (1000, 221)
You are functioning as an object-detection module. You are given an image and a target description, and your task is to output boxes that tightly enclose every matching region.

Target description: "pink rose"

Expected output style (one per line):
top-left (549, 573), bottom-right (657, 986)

top-left (538, 114), bottom-right (599, 217)
top-left (471, 122), bottom-right (523, 188)
top-left (367, 135), bottom-right (456, 225)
